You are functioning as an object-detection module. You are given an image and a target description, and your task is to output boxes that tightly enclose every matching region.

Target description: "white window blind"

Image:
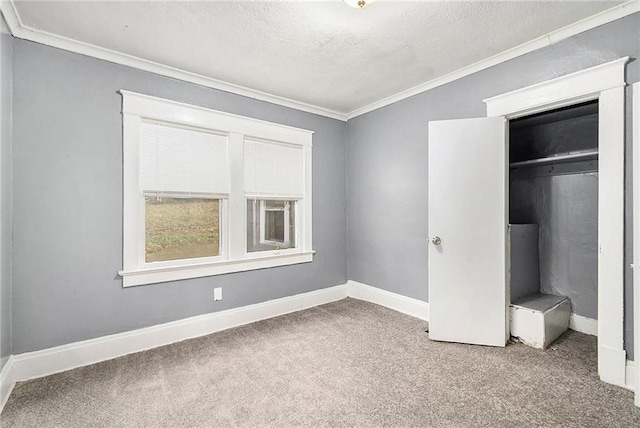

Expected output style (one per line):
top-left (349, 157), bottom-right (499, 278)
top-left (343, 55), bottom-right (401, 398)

top-left (244, 139), bottom-right (304, 198)
top-left (139, 121), bottom-right (229, 196)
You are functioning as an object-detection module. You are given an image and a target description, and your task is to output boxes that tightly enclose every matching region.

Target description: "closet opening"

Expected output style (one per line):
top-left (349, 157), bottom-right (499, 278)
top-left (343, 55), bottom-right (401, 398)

top-left (508, 100), bottom-right (599, 348)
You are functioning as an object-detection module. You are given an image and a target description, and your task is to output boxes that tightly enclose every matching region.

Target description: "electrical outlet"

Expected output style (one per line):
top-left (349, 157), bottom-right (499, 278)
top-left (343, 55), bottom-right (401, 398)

top-left (214, 287), bottom-right (223, 301)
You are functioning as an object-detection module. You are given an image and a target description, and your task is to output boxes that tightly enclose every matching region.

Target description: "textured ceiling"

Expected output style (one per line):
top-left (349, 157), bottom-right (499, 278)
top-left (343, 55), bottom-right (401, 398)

top-left (9, 1), bottom-right (625, 115)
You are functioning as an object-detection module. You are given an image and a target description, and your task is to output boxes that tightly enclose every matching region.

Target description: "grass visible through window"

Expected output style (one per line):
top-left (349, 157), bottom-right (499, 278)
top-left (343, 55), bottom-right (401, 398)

top-left (145, 198), bottom-right (220, 262)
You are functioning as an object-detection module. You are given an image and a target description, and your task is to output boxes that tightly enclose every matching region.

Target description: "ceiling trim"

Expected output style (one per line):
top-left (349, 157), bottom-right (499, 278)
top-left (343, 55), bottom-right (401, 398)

top-left (345, 0), bottom-right (640, 120)
top-left (0, 0), bottom-right (348, 122)
top-left (1, 1), bottom-right (638, 122)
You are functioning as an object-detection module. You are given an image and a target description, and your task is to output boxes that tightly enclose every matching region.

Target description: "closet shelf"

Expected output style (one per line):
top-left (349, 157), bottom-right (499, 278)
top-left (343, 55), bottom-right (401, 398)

top-left (510, 150), bottom-right (598, 168)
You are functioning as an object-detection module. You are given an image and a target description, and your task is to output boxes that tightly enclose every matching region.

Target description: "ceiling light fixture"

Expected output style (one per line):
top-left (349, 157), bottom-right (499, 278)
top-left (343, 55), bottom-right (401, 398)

top-left (344, 0), bottom-right (375, 9)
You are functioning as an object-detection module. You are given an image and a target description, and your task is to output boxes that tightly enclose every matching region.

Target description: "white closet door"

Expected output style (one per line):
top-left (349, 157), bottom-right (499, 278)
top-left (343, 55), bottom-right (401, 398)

top-left (428, 117), bottom-right (508, 347)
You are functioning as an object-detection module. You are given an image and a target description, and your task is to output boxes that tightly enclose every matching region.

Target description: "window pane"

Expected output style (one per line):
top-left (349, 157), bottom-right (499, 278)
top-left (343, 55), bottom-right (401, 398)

top-left (145, 197), bottom-right (220, 262)
top-left (247, 199), bottom-right (296, 253)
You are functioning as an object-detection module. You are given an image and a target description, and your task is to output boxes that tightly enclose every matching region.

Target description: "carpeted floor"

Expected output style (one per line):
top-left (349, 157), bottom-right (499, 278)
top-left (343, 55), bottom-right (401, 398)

top-left (1, 298), bottom-right (639, 427)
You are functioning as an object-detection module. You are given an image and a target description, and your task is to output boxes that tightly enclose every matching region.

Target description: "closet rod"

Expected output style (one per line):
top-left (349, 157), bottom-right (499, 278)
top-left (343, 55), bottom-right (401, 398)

top-left (510, 150), bottom-right (598, 168)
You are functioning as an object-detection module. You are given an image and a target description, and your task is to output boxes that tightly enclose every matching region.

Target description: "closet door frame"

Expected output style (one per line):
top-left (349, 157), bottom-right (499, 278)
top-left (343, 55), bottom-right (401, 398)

top-left (484, 57), bottom-right (629, 389)
top-left (633, 81), bottom-right (640, 407)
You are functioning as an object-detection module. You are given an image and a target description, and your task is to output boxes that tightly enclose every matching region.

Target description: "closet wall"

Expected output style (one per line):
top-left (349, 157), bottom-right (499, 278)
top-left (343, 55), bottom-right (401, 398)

top-left (509, 102), bottom-right (599, 319)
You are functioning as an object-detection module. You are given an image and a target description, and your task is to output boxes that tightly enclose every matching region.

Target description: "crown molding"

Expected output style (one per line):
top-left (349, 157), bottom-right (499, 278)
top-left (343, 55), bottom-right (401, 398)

top-left (1, 0), bottom-right (638, 122)
top-left (346, 0), bottom-right (640, 120)
top-left (0, 0), bottom-right (348, 122)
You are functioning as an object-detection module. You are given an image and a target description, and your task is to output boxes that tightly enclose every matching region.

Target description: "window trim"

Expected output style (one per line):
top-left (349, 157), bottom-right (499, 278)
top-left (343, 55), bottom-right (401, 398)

top-left (119, 91), bottom-right (314, 287)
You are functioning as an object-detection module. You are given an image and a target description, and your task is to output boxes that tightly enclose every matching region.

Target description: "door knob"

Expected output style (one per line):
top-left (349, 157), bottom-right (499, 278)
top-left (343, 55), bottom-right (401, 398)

top-left (431, 236), bottom-right (441, 245)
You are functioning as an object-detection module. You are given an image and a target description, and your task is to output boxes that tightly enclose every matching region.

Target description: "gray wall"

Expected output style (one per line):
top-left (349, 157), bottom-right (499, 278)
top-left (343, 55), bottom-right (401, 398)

top-left (4, 12), bottom-right (639, 361)
top-left (11, 39), bottom-right (347, 354)
top-left (511, 174), bottom-right (599, 318)
top-left (508, 224), bottom-right (540, 303)
top-left (347, 13), bottom-right (639, 358)
top-left (0, 15), bottom-right (12, 371)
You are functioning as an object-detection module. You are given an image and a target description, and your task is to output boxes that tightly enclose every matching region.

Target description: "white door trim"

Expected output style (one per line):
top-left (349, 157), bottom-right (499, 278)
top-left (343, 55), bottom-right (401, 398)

top-left (484, 57), bottom-right (629, 388)
top-left (484, 57), bottom-right (628, 118)
top-left (632, 81), bottom-right (640, 406)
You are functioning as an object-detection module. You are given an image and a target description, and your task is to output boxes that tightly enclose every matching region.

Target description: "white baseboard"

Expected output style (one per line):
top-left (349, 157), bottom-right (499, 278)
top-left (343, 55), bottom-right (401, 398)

top-left (625, 360), bottom-right (635, 392)
top-left (569, 313), bottom-right (598, 336)
top-left (599, 344), bottom-right (627, 387)
top-left (0, 356), bottom-right (15, 413)
top-left (0, 280), bottom-right (631, 414)
top-left (1, 280), bottom-right (427, 404)
top-left (0, 283), bottom-right (348, 414)
top-left (346, 280), bottom-right (429, 321)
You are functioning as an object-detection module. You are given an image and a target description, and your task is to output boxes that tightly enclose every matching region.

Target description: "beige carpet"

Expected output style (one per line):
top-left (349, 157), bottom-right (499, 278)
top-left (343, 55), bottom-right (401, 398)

top-left (1, 298), bottom-right (639, 427)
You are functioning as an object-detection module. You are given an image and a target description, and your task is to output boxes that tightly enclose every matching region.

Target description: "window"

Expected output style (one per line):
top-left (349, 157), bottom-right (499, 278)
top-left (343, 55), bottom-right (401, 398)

top-left (145, 197), bottom-right (221, 262)
top-left (119, 91), bottom-right (313, 286)
top-left (247, 199), bottom-right (296, 252)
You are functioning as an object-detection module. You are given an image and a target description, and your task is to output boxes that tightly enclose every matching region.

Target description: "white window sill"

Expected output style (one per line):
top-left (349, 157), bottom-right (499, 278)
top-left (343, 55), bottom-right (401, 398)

top-left (119, 251), bottom-right (314, 287)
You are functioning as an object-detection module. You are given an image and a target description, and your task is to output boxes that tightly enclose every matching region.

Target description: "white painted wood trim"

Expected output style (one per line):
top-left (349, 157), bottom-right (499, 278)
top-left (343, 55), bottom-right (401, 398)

top-left (346, 1), bottom-right (639, 119)
top-left (569, 313), bottom-right (598, 336)
top-left (302, 145), bottom-right (313, 251)
top-left (0, 2), bottom-right (347, 121)
top-left (1, 1), bottom-right (637, 122)
top-left (484, 58), bottom-right (628, 388)
top-left (0, 4), bottom-right (5, 395)
top-left (599, 344), bottom-right (628, 388)
top-left (484, 57), bottom-right (628, 118)
top-left (598, 86), bottom-right (626, 386)
top-left (633, 81), bottom-right (640, 406)
top-left (228, 133), bottom-right (245, 261)
top-left (120, 252), bottom-right (314, 287)
top-left (0, 282), bottom-right (434, 414)
top-left (627, 360), bottom-right (636, 392)
top-left (0, 280), bottom-right (429, 416)
top-left (120, 91), bottom-right (314, 287)
top-left (1, 280), bottom-right (631, 415)
top-left (346, 280), bottom-right (429, 321)
top-left (120, 90), bottom-right (315, 144)
top-left (0, 281), bottom-right (428, 403)
top-left (5, 284), bottom-right (348, 386)
top-left (0, 357), bottom-right (14, 414)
